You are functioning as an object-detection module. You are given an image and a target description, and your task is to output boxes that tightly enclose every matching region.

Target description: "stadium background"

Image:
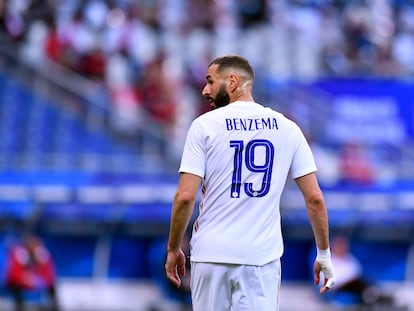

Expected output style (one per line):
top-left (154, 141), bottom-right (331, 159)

top-left (0, 0), bottom-right (413, 310)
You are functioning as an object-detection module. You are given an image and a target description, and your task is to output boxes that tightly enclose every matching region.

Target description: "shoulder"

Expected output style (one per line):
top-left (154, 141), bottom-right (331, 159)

top-left (196, 107), bottom-right (227, 121)
top-left (34, 246), bottom-right (51, 263)
top-left (10, 246), bottom-right (29, 265)
top-left (262, 106), bottom-right (301, 130)
top-left (265, 107), bottom-right (295, 123)
top-left (190, 108), bottom-right (226, 130)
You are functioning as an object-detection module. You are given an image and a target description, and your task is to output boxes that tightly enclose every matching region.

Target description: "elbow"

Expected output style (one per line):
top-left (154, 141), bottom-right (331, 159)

top-left (174, 190), bottom-right (197, 206)
top-left (306, 191), bottom-right (325, 212)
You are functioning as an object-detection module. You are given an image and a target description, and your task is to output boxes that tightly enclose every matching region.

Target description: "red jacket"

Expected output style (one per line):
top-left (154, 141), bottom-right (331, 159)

top-left (5, 244), bottom-right (56, 290)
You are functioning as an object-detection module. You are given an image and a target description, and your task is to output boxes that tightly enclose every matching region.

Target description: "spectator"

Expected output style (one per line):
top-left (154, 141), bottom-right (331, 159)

top-left (5, 234), bottom-right (59, 311)
top-left (44, 15), bottom-right (64, 64)
top-left (105, 49), bottom-right (143, 135)
top-left (0, 0), bottom-right (26, 43)
top-left (338, 142), bottom-right (375, 185)
top-left (56, 6), bottom-right (96, 72)
top-left (138, 54), bottom-right (177, 125)
top-left (328, 235), bottom-right (396, 308)
top-left (4, 0), bottom-right (414, 80)
top-left (76, 43), bottom-right (106, 81)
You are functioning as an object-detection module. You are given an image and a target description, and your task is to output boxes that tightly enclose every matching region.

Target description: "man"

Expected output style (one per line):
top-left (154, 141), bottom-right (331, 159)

top-left (328, 235), bottom-right (394, 307)
top-left (5, 234), bottom-right (59, 311)
top-left (165, 55), bottom-right (335, 310)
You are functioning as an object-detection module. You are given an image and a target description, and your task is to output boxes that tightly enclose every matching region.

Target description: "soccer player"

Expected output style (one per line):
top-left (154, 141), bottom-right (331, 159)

top-left (165, 55), bottom-right (335, 311)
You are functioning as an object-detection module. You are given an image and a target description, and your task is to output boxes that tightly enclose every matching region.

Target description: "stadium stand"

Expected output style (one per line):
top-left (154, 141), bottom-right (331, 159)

top-left (0, 1), bottom-right (414, 310)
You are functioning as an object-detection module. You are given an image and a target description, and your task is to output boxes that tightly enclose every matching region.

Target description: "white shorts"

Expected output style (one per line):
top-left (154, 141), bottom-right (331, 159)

top-left (190, 259), bottom-right (281, 311)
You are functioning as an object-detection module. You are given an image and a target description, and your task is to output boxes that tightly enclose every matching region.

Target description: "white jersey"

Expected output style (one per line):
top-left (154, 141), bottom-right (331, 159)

top-left (179, 101), bottom-right (317, 266)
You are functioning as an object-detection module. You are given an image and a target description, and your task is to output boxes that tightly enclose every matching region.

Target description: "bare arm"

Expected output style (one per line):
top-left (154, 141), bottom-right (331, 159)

top-left (295, 172), bottom-right (335, 293)
top-left (165, 173), bottom-right (202, 287)
top-left (295, 172), bottom-right (329, 250)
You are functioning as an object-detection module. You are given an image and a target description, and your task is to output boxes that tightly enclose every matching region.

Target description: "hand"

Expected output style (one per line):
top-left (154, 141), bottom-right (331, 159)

top-left (165, 249), bottom-right (186, 288)
top-left (314, 250), bottom-right (336, 294)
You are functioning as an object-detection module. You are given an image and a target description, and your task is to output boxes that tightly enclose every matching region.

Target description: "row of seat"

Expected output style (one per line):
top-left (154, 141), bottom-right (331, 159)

top-left (1, 169), bottom-right (414, 234)
top-left (0, 71), bottom-right (145, 173)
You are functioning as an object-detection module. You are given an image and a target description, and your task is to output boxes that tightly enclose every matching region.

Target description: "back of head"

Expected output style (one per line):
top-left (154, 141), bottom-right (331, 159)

top-left (209, 55), bottom-right (255, 82)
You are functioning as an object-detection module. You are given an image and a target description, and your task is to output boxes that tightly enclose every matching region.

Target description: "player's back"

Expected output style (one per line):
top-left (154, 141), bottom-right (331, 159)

top-left (188, 101), bottom-right (316, 265)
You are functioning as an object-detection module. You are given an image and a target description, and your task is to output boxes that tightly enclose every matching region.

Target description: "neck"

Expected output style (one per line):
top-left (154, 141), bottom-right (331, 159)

top-left (230, 93), bottom-right (254, 103)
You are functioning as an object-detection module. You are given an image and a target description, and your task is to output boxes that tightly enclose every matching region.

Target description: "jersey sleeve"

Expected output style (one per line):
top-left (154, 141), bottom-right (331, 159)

top-left (290, 125), bottom-right (317, 179)
top-left (178, 119), bottom-right (205, 178)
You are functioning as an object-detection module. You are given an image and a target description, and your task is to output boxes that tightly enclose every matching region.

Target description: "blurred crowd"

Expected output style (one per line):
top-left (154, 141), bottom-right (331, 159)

top-left (2, 0), bottom-right (414, 79)
top-left (1, 0), bottom-right (414, 131)
top-left (0, 0), bottom-right (413, 177)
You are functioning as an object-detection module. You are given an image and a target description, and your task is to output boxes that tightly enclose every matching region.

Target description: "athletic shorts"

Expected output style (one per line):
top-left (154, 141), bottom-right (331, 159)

top-left (191, 259), bottom-right (281, 311)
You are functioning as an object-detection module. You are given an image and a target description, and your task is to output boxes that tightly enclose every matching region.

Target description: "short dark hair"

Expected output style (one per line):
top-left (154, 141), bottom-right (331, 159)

top-left (209, 55), bottom-right (254, 80)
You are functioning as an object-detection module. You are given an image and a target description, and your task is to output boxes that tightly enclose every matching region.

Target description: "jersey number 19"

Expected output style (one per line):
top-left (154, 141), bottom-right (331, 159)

top-left (229, 139), bottom-right (274, 198)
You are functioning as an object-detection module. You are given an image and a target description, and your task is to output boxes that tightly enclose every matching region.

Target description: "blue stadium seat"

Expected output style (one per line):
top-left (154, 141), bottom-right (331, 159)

top-left (352, 241), bottom-right (409, 282)
top-left (108, 236), bottom-right (150, 279)
top-left (0, 200), bottom-right (35, 222)
top-left (39, 202), bottom-right (117, 223)
top-left (0, 71), bottom-right (141, 172)
top-left (42, 234), bottom-right (97, 278)
top-left (120, 203), bottom-right (171, 224)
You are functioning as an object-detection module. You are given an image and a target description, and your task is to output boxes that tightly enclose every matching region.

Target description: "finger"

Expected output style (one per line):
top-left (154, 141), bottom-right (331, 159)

top-left (318, 278), bottom-right (328, 294)
top-left (178, 263), bottom-right (186, 277)
top-left (314, 271), bottom-right (320, 285)
top-left (320, 285), bottom-right (329, 294)
top-left (320, 284), bottom-right (331, 294)
top-left (319, 277), bottom-right (335, 294)
top-left (165, 262), bottom-right (182, 288)
top-left (166, 270), bottom-right (181, 288)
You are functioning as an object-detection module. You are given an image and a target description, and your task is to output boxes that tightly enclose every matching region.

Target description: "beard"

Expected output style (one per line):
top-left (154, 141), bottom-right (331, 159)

top-left (212, 84), bottom-right (230, 109)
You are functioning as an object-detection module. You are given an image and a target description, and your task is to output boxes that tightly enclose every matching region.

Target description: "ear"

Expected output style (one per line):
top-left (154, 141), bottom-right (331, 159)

top-left (228, 74), bottom-right (239, 92)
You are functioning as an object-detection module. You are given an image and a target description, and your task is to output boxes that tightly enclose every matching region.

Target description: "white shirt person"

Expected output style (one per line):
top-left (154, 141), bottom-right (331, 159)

top-left (165, 55), bottom-right (335, 311)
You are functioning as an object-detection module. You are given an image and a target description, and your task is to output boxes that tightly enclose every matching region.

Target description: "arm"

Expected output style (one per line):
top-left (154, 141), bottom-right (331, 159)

top-left (165, 172), bottom-right (202, 288)
top-left (295, 172), bottom-right (336, 294)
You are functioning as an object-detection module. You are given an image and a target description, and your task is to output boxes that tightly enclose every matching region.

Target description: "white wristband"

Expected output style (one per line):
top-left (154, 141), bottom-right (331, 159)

top-left (316, 248), bottom-right (331, 261)
top-left (315, 247), bottom-right (336, 289)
